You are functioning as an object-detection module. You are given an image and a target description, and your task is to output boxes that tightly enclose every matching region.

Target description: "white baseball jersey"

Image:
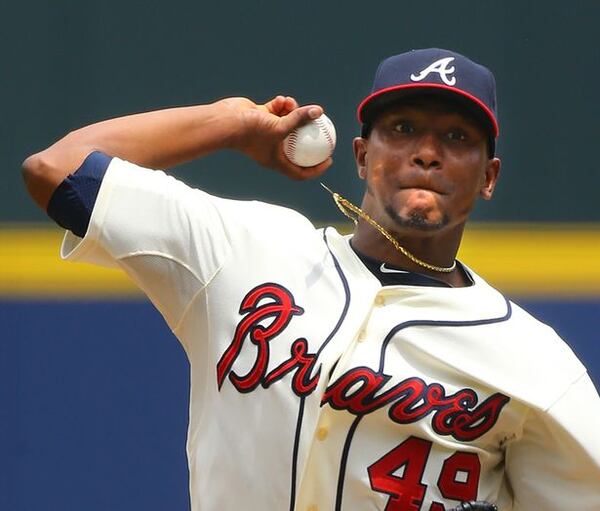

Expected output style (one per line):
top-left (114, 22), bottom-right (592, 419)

top-left (61, 157), bottom-right (600, 511)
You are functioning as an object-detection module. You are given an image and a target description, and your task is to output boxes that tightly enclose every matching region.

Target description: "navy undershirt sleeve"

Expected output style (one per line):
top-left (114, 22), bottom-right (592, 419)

top-left (46, 151), bottom-right (113, 237)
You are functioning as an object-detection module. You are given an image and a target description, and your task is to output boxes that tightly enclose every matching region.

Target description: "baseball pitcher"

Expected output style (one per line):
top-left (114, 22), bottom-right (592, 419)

top-left (22, 48), bottom-right (600, 511)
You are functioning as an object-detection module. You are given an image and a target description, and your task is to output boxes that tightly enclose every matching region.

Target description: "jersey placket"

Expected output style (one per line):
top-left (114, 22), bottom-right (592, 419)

top-left (296, 289), bottom-right (401, 511)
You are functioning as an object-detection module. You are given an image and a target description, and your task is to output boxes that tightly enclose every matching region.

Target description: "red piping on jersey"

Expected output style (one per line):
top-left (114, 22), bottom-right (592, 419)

top-left (357, 83), bottom-right (500, 137)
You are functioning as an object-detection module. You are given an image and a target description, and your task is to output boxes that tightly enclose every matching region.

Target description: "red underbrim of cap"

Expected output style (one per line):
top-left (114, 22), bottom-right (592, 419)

top-left (357, 83), bottom-right (499, 137)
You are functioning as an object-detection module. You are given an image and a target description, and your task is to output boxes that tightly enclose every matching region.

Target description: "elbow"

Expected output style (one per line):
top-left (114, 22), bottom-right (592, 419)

top-left (22, 132), bottom-right (97, 209)
top-left (21, 151), bottom-right (61, 210)
top-left (22, 152), bottom-right (45, 182)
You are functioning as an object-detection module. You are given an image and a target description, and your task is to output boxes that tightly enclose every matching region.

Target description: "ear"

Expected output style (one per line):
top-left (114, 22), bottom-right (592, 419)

top-left (480, 157), bottom-right (501, 200)
top-left (353, 137), bottom-right (368, 179)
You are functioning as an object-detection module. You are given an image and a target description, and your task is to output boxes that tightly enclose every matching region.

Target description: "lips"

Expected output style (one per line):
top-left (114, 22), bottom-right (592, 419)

top-left (397, 184), bottom-right (448, 195)
top-left (395, 171), bottom-right (452, 195)
top-left (387, 167), bottom-right (453, 196)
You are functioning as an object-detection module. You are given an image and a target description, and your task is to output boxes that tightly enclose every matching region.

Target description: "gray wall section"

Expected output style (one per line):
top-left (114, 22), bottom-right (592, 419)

top-left (4, 1), bottom-right (600, 222)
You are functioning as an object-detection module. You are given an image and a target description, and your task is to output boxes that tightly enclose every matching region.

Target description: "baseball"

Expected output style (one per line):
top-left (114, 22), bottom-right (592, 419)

top-left (283, 113), bottom-right (336, 167)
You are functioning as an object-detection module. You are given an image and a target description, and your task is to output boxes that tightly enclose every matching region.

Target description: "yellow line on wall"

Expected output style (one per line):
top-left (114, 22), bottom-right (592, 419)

top-left (0, 227), bottom-right (140, 298)
top-left (1, 224), bottom-right (599, 298)
top-left (458, 224), bottom-right (600, 296)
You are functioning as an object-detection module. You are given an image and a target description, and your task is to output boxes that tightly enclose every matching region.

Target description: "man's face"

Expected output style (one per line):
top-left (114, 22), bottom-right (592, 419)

top-left (353, 96), bottom-right (500, 236)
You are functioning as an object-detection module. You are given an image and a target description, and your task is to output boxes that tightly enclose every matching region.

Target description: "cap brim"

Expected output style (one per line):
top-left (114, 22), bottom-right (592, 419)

top-left (357, 83), bottom-right (499, 137)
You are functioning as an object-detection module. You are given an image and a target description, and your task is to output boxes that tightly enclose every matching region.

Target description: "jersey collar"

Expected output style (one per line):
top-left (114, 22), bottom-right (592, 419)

top-left (350, 243), bottom-right (474, 288)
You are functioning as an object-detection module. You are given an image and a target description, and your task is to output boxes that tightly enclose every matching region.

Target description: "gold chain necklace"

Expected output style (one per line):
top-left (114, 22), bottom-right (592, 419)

top-left (321, 183), bottom-right (457, 273)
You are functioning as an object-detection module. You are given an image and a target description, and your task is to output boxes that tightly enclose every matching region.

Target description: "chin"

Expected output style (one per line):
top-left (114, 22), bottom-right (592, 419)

top-left (385, 205), bottom-right (449, 232)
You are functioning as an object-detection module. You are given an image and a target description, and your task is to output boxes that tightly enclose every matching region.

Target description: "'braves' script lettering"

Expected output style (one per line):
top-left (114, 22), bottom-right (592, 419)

top-left (216, 283), bottom-right (319, 395)
top-left (217, 283), bottom-right (510, 441)
top-left (322, 369), bottom-right (509, 441)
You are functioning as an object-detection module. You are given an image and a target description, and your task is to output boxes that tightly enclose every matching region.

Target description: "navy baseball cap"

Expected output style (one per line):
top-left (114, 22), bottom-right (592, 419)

top-left (358, 48), bottom-right (498, 155)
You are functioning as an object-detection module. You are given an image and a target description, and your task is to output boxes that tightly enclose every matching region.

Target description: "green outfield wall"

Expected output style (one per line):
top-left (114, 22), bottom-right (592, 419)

top-left (4, 1), bottom-right (600, 223)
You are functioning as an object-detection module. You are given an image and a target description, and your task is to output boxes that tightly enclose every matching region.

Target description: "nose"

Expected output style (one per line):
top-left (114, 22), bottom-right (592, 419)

top-left (411, 132), bottom-right (442, 170)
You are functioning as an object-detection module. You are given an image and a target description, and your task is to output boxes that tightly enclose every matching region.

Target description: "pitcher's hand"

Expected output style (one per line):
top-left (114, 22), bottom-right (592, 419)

top-left (224, 96), bottom-right (332, 180)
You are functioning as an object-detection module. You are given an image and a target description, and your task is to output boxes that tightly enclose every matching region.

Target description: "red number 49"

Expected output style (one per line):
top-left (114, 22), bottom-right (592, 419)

top-left (367, 436), bottom-right (481, 511)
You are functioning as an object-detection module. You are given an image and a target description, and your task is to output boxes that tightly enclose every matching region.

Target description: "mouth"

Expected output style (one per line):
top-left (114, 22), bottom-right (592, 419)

top-left (397, 185), bottom-right (448, 196)
top-left (394, 172), bottom-right (450, 196)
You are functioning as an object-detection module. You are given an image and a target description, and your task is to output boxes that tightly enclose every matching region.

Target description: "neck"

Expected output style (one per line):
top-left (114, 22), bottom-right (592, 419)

top-left (351, 219), bottom-right (468, 286)
top-left (324, 186), bottom-right (470, 286)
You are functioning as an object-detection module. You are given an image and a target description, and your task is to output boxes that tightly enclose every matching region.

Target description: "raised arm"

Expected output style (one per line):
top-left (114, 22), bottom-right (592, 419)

top-left (22, 96), bottom-right (330, 209)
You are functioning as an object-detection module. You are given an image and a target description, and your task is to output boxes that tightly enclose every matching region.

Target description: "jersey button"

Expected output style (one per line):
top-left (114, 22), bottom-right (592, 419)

top-left (357, 330), bottom-right (366, 342)
top-left (316, 426), bottom-right (328, 441)
top-left (374, 295), bottom-right (385, 306)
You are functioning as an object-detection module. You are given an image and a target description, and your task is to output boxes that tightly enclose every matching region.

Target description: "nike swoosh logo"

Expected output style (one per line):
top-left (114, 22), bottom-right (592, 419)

top-left (380, 263), bottom-right (409, 274)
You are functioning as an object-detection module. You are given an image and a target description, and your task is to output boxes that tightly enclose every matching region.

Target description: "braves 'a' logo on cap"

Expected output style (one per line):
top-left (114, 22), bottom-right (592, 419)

top-left (410, 56), bottom-right (457, 86)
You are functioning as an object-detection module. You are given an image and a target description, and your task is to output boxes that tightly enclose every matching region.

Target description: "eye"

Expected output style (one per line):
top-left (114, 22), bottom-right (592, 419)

top-left (393, 122), bottom-right (415, 134)
top-left (447, 129), bottom-right (467, 141)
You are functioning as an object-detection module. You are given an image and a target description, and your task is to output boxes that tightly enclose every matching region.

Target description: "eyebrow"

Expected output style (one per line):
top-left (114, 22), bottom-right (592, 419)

top-left (382, 110), bottom-right (481, 129)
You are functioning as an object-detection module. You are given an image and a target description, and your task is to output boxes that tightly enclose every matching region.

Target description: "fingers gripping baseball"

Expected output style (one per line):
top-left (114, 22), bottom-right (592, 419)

top-left (275, 101), bottom-right (323, 135)
top-left (237, 95), bottom-right (332, 179)
top-left (263, 95), bottom-right (300, 118)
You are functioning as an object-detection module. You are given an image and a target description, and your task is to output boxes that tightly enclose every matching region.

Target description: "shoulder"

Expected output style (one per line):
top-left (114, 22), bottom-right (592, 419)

top-left (209, 194), bottom-right (317, 233)
top-left (471, 265), bottom-right (584, 373)
top-left (507, 300), bottom-right (583, 369)
top-left (463, 266), bottom-right (587, 408)
top-left (101, 155), bottom-right (318, 235)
